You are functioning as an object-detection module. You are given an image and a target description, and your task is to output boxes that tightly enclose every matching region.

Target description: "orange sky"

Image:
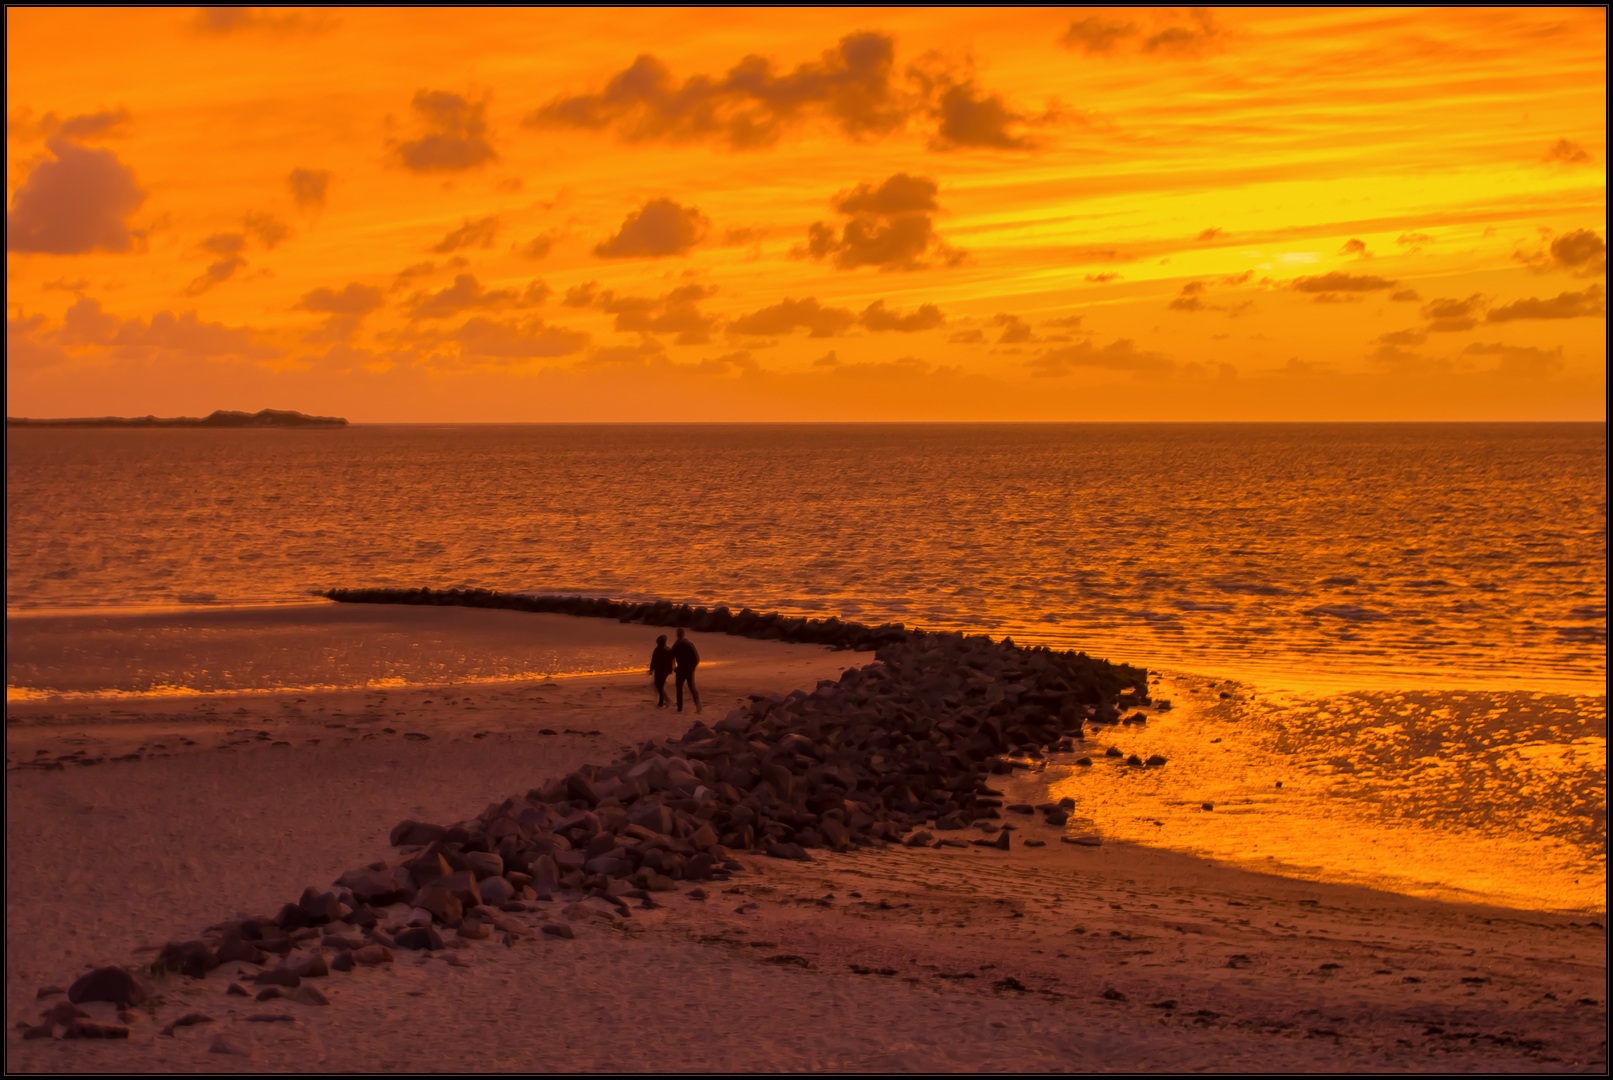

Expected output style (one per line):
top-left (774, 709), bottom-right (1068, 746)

top-left (6, 7), bottom-right (1607, 421)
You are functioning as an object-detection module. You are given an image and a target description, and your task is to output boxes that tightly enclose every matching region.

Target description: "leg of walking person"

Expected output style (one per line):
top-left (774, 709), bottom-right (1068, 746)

top-left (654, 672), bottom-right (668, 707)
top-left (675, 670), bottom-right (687, 712)
top-left (687, 671), bottom-right (701, 713)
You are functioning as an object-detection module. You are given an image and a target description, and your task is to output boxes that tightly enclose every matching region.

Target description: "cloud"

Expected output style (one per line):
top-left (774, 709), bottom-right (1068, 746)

top-left (1168, 279), bottom-right (1251, 315)
top-left (1396, 232), bottom-right (1431, 246)
top-left (593, 197), bottom-right (709, 258)
top-left (824, 355), bottom-right (956, 380)
top-left (8, 107), bottom-right (133, 143)
top-left (243, 210), bottom-right (290, 249)
top-left (30, 297), bottom-right (282, 364)
top-left (993, 313), bottom-right (1036, 343)
top-left (516, 230), bottom-right (561, 259)
top-left (1419, 294), bottom-right (1484, 332)
top-left (1061, 16), bottom-right (1139, 54)
top-left (1168, 282), bottom-right (1208, 312)
top-left (947, 327), bottom-right (986, 344)
top-left (406, 273), bottom-right (547, 319)
top-left (185, 234), bottom-right (249, 295)
top-left (1547, 230), bottom-right (1607, 277)
top-left (1367, 342), bottom-right (1448, 374)
top-left (857, 299), bottom-right (944, 332)
top-left (1196, 228), bottom-right (1224, 241)
top-left (599, 283), bottom-right (721, 344)
top-left (1044, 315), bottom-right (1084, 329)
top-left (525, 32), bottom-right (908, 149)
top-left (728, 296), bottom-right (855, 339)
top-left (928, 80), bottom-right (1038, 151)
top-left (7, 313), bottom-right (71, 370)
top-left (1085, 272), bottom-right (1120, 283)
top-left (1339, 238), bottom-right (1371, 258)
top-left (1486, 285), bottom-right (1605, 322)
top-left (430, 215), bottom-right (499, 254)
top-left (1543, 138), bottom-right (1592, 165)
top-left (1389, 288), bottom-right (1421, 302)
top-left (192, 7), bottom-right (333, 35)
top-left (803, 172), bottom-right (964, 271)
top-left (562, 281), bottom-right (601, 308)
top-left (287, 167), bottom-right (331, 210)
top-left (402, 316), bottom-right (590, 366)
top-left (1027, 338), bottom-right (1172, 377)
top-left (392, 90), bottom-right (497, 173)
top-left (298, 283), bottom-right (385, 316)
top-left (1062, 9), bottom-right (1224, 58)
top-left (6, 136), bottom-right (146, 254)
top-left (296, 282), bottom-right (386, 344)
top-left (1462, 342), bottom-right (1566, 377)
top-left (1290, 271), bottom-right (1398, 296)
top-left (1375, 328), bottom-right (1427, 347)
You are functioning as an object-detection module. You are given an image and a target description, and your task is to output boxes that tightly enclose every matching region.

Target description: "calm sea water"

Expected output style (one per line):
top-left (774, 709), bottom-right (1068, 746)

top-left (6, 423), bottom-right (1607, 909)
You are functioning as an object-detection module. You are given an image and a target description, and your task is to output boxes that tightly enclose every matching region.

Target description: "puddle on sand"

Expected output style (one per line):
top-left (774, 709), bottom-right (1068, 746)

top-left (1018, 670), bottom-right (1607, 914)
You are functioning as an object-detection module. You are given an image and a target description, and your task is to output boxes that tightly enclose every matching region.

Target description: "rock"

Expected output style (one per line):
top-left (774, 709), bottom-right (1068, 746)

top-left (1075, 757), bottom-right (1093, 766)
top-left (1147, 755), bottom-right (1168, 767)
top-left (1063, 834), bottom-right (1102, 847)
top-left (1105, 747), bottom-right (1123, 758)
top-left (68, 966), bottom-right (149, 1008)
top-left (288, 950), bottom-right (329, 978)
top-left (227, 982), bottom-right (250, 997)
top-left (330, 950), bottom-right (355, 972)
top-left (478, 876), bottom-right (515, 907)
top-left (35, 986), bottom-right (65, 999)
top-left (993, 976), bottom-right (1027, 992)
top-left (1007, 804), bottom-right (1033, 815)
top-left (154, 939), bottom-right (218, 978)
top-left (1202, 802), bottom-right (1214, 811)
top-left (414, 885), bottom-right (463, 925)
top-left (765, 842), bottom-right (811, 861)
top-left (1023, 839), bottom-right (1046, 847)
top-left (1058, 797), bottom-right (1075, 810)
top-left (904, 830), bottom-right (935, 847)
top-left (1102, 988), bottom-right (1127, 1001)
top-left (253, 968), bottom-right (300, 988)
top-left (158, 1012), bottom-right (212, 1037)
top-left (562, 898), bottom-right (620, 924)
top-left (458, 918), bottom-right (491, 941)
top-left (290, 986), bottom-right (329, 1006)
top-left (541, 922), bottom-right (575, 940)
top-left (390, 820), bottom-right (446, 846)
top-left (1126, 754), bottom-right (1144, 766)
top-left (464, 851), bottom-right (503, 881)
top-left (994, 830), bottom-right (1011, 850)
top-left (209, 1036), bottom-right (252, 1056)
top-left (62, 1020), bottom-right (129, 1039)
top-left (245, 1013), bottom-right (296, 1023)
top-left (1044, 811), bottom-right (1069, 826)
top-left (685, 888), bottom-right (707, 901)
top-left (351, 945), bottom-right (393, 966)
top-left (41, 1001), bottom-right (90, 1026)
top-left (394, 926), bottom-right (444, 951)
top-left (255, 986), bottom-right (285, 1002)
top-left (439, 869), bottom-right (483, 908)
top-left (216, 938), bottom-right (267, 965)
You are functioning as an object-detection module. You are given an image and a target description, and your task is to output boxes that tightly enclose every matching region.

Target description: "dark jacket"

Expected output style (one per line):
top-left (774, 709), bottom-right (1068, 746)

top-left (649, 644), bottom-right (675, 676)
top-left (670, 638), bottom-right (700, 671)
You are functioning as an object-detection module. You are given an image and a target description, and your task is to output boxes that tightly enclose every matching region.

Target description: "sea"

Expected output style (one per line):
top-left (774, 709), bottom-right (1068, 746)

top-left (6, 422), bottom-right (1606, 911)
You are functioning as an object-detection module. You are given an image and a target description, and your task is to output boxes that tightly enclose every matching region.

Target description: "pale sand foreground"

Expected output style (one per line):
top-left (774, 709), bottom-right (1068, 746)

top-left (6, 614), bottom-right (1607, 1072)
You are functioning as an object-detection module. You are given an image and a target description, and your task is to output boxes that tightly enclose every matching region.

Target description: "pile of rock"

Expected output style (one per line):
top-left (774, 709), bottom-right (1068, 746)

top-left (48, 615), bottom-right (1151, 1032)
top-left (323, 587), bottom-right (928, 653)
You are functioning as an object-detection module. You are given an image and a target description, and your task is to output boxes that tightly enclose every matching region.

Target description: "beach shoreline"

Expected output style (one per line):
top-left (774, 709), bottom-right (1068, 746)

top-left (6, 608), bottom-right (1607, 1071)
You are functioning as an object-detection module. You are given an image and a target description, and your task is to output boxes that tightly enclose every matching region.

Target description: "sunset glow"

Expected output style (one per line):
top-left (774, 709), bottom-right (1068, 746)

top-left (7, 6), bottom-right (1607, 420)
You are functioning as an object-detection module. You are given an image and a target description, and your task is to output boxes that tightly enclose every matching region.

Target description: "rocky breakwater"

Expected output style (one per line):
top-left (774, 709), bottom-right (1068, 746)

top-left (24, 616), bottom-right (1150, 1041)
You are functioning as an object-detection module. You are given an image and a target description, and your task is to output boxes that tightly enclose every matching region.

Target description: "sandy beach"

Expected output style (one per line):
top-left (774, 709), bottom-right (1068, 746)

top-left (6, 608), bottom-right (1606, 1072)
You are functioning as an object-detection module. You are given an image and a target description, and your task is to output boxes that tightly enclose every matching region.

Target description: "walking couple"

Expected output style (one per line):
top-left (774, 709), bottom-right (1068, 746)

top-left (649, 628), bottom-right (702, 713)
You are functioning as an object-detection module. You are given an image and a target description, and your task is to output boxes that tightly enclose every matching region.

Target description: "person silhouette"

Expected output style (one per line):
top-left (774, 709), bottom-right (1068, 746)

top-left (648, 634), bottom-right (674, 708)
top-left (670, 627), bottom-right (702, 713)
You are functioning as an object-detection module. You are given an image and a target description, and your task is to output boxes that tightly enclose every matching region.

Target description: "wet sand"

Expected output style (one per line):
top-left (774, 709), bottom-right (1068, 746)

top-left (6, 610), bottom-right (1607, 1071)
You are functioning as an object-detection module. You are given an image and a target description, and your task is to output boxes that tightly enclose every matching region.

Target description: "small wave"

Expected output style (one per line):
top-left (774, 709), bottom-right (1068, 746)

top-left (1555, 626), bottom-right (1607, 643)
top-left (1174, 600), bottom-right (1233, 612)
top-left (1319, 576), bottom-right (1360, 587)
top-left (1567, 605), bottom-right (1607, 620)
top-left (1303, 604), bottom-right (1391, 622)
top-left (1215, 582), bottom-right (1289, 597)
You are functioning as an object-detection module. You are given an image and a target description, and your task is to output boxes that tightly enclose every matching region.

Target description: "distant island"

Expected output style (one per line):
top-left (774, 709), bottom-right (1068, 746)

top-left (6, 408), bottom-right (348, 429)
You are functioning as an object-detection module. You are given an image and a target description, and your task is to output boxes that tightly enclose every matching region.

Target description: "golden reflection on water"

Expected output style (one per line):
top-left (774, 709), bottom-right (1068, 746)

top-left (1042, 671), bottom-right (1607, 913)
